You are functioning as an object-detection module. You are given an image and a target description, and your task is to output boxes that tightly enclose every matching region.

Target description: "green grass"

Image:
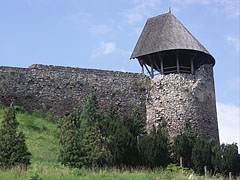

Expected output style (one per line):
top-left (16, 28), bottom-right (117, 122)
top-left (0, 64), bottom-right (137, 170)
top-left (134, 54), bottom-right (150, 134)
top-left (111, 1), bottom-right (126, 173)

top-left (0, 108), bottom-right (236, 180)
top-left (0, 108), bottom-right (60, 168)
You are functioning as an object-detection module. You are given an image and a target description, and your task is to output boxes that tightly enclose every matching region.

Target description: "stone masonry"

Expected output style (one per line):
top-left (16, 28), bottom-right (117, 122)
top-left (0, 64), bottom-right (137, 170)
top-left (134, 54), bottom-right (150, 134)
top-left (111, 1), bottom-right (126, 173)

top-left (146, 64), bottom-right (219, 143)
top-left (0, 64), bottom-right (219, 142)
top-left (0, 64), bottom-right (148, 117)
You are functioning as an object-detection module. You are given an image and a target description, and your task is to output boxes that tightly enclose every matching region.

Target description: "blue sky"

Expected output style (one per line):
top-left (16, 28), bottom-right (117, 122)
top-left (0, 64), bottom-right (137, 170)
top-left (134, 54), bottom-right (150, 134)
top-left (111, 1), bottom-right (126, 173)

top-left (0, 0), bottom-right (239, 146)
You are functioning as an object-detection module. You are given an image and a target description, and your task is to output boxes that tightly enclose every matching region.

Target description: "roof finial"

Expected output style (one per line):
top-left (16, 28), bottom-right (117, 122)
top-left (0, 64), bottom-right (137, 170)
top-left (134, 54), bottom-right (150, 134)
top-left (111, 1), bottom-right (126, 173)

top-left (168, 7), bottom-right (171, 13)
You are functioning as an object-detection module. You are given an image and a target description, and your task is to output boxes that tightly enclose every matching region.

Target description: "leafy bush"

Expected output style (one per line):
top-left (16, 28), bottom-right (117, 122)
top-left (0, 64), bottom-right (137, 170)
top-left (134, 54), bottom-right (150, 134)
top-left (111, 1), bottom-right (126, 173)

top-left (166, 164), bottom-right (193, 176)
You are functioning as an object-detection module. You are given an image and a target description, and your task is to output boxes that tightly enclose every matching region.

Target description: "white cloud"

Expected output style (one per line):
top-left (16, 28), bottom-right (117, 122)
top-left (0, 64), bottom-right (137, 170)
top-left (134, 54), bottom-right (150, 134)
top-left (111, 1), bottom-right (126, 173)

top-left (227, 35), bottom-right (240, 52)
top-left (91, 41), bottom-right (116, 58)
top-left (122, 0), bottom-right (161, 25)
top-left (90, 24), bottom-right (112, 35)
top-left (217, 102), bottom-right (240, 148)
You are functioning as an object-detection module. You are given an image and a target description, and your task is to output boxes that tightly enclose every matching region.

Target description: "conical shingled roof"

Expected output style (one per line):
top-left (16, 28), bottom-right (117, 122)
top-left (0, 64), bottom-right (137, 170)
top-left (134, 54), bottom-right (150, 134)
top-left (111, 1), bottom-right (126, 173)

top-left (130, 12), bottom-right (212, 59)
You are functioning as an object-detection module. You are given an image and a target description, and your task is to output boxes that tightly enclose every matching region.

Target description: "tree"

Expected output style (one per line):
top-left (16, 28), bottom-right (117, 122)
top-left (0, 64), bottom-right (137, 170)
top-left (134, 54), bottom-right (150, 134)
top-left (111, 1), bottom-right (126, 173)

top-left (127, 105), bottom-right (146, 137)
top-left (139, 123), bottom-right (170, 168)
top-left (101, 104), bottom-right (121, 166)
top-left (59, 110), bottom-right (84, 168)
top-left (81, 123), bottom-right (112, 167)
top-left (0, 105), bottom-right (31, 169)
top-left (221, 143), bottom-right (240, 176)
top-left (211, 144), bottom-right (223, 175)
top-left (80, 93), bottom-right (103, 134)
top-left (103, 105), bottom-right (139, 167)
top-left (173, 119), bottom-right (196, 168)
top-left (191, 138), bottom-right (214, 174)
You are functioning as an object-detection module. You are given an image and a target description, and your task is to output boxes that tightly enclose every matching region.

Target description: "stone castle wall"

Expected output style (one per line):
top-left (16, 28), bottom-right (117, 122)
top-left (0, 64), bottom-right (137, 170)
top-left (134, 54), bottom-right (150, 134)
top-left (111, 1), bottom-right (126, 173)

top-left (0, 64), bottom-right (219, 142)
top-left (146, 64), bottom-right (219, 143)
top-left (0, 64), bottom-right (149, 117)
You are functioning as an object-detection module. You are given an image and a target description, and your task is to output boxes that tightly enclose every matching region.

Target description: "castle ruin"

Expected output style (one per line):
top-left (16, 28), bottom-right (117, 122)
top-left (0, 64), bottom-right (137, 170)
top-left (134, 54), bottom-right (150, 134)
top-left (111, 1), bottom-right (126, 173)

top-left (0, 11), bottom-right (219, 143)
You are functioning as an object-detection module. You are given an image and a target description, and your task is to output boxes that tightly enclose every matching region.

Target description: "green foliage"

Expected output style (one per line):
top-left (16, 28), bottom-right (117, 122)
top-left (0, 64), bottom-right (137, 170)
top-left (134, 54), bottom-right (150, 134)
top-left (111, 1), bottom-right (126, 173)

top-left (166, 163), bottom-right (183, 172)
top-left (221, 143), bottom-right (240, 176)
top-left (80, 93), bottom-right (103, 134)
top-left (173, 119), bottom-right (196, 168)
top-left (123, 105), bottom-right (146, 137)
top-left (32, 109), bottom-right (44, 118)
top-left (211, 144), bottom-right (223, 175)
top-left (120, 115), bottom-right (140, 167)
top-left (191, 138), bottom-right (214, 174)
top-left (59, 110), bottom-right (84, 168)
top-left (139, 123), bottom-right (170, 168)
top-left (27, 171), bottom-right (43, 180)
top-left (24, 115), bottom-right (41, 131)
top-left (71, 167), bottom-right (87, 176)
top-left (0, 102), bottom-right (5, 109)
top-left (82, 123), bottom-right (112, 167)
top-left (0, 105), bottom-right (31, 169)
top-left (44, 111), bottom-right (58, 123)
top-left (32, 110), bottom-right (58, 123)
top-left (101, 104), bottom-right (138, 167)
top-left (14, 105), bottom-right (25, 114)
top-left (192, 139), bottom-right (240, 176)
top-left (102, 104), bottom-right (122, 166)
top-left (166, 164), bottom-right (193, 175)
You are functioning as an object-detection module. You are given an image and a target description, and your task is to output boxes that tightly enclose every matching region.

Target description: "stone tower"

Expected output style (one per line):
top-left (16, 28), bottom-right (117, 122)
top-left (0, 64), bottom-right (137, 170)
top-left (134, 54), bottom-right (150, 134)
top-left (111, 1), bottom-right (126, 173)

top-left (131, 11), bottom-right (219, 143)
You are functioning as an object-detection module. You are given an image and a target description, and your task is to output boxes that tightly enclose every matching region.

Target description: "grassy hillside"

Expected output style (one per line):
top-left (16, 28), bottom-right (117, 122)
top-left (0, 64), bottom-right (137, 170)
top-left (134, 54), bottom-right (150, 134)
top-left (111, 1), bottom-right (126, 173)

top-left (0, 108), bottom-right (60, 167)
top-left (0, 107), bottom-right (231, 180)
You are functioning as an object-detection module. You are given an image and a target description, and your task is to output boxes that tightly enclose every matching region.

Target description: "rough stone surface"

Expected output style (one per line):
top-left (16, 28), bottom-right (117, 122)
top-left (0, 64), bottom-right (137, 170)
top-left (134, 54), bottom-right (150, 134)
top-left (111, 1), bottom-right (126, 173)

top-left (0, 64), bottom-right (219, 142)
top-left (0, 64), bottom-right (149, 117)
top-left (146, 64), bottom-right (219, 143)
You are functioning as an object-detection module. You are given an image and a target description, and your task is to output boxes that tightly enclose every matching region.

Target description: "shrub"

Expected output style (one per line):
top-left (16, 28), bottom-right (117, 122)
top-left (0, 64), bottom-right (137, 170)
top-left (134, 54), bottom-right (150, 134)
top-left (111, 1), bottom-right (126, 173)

top-left (58, 110), bottom-right (84, 168)
top-left (82, 123), bottom-right (112, 168)
top-left (80, 93), bottom-right (103, 135)
top-left (192, 138), bottom-right (214, 174)
top-left (211, 144), bottom-right (223, 175)
top-left (139, 123), bottom-right (170, 168)
top-left (173, 119), bottom-right (196, 168)
top-left (123, 105), bottom-right (146, 137)
top-left (221, 143), bottom-right (240, 176)
top-left (0, 105), bottom-right (31, 169)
